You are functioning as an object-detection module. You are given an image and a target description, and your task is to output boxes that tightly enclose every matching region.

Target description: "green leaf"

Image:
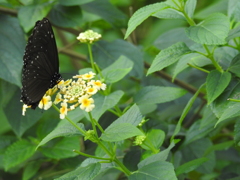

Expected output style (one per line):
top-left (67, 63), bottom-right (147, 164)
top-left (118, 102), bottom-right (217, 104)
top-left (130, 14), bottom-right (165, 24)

top-left (0, 15), bottom-right (25, 87)
top-left (152, 8), bottom-right (184, 20)
top-left (216, 103), bottom-right (240, 126)
top-left (184, 0), bottom-right (197, 18)
top-left (229, 53), bottom-right (240, 78)
top-left (235, 120), bottom-right (240, 146)
top-left (200, 106), bottom-right (218, 129)
top-left (124, 2), bottom-right (168, 39)
top-left (176, 157), bottom-right (208, 175)
top-left (111, 104), bottom-right (143, 126)
top-left (194, 0), bottom-right (228, 20)
top-left (203, 141), bottom-right (234, 156)
top-left (18, 3), bottom-right (52, 32)
top-left (37, 123), bottom-right (85, 149)
top-left (183, 121), bottom-right (214, 146)
top-left (23, 161), bottom-right (41, 180)
top-left (55, 163), bottom-right (101, 180)
top-left (226, 25), bottom-right (240, 41)
top-left (129, 161), bottom-right (177, 180)
top-left (171, 84), bottom-right (205, 142)
top-left (138, 142), bottom-right (175, 168)
top-left (185, 13), bottom-right (230, 45)
top-left (214, 47), bottom-right (238, 69)
top-left (93, 40), bottom-right (144, 78)
top-left (206, 70), bottom-right (231, 105)
top-left (134, 86), bottom-right (187, 105)
top-left (49, 4), bottom-right (82, 28)
top-left (228, 0), bottom-right (240, 22)
top-left (102, 56), bottom-right (133, 83)
top-left (4, 140), bottom-right (36, 170)
top-left (82, 0), bottom-right (127, 28)
top-left (173, 53), bottom-right (206, 80)
top-left (59, 0), bottom-right (94, 6)
top-left (40, 136), bottom-right (80, 159)
top-left (147, 42), bottom-right (191, 75)
top-left (181, 138), bottom-right (215, 174)
top-left (141, 129), bottom-right (165, 151)
top-left (87, 90), bottom-right (124, 121)
top-left (154, 27), bottom-right (194, 50)
top-left (210, 79), bottom-right (240, 118)
top-left (138, 103), bottom-right (157, 115)
top-left (101, 123), bottom-right (144, 142)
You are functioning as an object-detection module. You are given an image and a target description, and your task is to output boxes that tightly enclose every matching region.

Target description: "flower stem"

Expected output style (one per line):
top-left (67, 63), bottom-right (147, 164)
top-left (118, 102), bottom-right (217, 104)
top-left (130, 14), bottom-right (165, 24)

top-left (88, 112), bottom-right (98, 138)
top-left (227, 98), bottom-right (240, 102)
top-left (87, 43), bottom-right (96, 73)
top-left (114, 158), bottom-right (132, 176)
top-left (187, 63), bottom-right (210, 73)
top-left (73, 149), bottom-right (111, 160)
top-left (107, 109), bottom-right (120, 116)
top-left (203, 45), bottom-right (223, 73)
top-left (52, 104), bottom-right (86, 136)
top-left (94, 62), bottom-right (104, 80)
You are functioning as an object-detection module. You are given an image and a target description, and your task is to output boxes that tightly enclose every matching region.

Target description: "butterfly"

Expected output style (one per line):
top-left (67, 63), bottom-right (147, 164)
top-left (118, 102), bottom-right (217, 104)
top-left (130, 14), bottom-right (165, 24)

top-left (21, 18), bottom-right (62, 109)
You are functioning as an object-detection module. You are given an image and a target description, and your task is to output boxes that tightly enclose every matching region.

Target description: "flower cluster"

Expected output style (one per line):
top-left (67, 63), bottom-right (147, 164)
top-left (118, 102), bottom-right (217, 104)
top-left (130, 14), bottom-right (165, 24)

top-left (133, 135), bottom-right (146, 145)
top-left (22, 71), bottom-right (106, 119)
top-left (76, 30), bottom-right (102, 44)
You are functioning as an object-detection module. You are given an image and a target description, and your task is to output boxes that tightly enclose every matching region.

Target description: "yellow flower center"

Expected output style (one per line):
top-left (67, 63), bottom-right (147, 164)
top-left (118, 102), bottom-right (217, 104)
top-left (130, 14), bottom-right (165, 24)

top-left (83, 99), bottom-right (90, 106)
top-left (88, 88), bottom-right (94, 93)
top-left (42, 97), bottom-right (48, 104)
top-left (94, 81), bottom-right (101, 86)
top-left (60, 106), bottom-right (67, 114)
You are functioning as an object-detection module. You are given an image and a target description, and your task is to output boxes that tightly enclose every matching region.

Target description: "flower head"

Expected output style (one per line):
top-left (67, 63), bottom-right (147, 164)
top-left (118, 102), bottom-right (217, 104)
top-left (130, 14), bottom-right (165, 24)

top-left (134, 135), bottom-right (146, 145)
top-left (21, 71), bottom-right (106, 118)
top-left (76, 30), bottom-right (101, 44)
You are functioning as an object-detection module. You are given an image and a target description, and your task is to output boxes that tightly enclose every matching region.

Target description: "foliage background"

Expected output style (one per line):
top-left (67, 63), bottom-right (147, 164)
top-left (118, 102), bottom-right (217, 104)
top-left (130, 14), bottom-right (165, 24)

top-left (0, 0), bottom-right (240, 180)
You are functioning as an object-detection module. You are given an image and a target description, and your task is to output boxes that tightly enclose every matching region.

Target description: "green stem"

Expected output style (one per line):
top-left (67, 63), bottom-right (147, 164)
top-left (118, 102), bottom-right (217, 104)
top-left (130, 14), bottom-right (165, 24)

top-left (226, 44), bottom-right (239, 50)
top-left (87, 43), bottom-right (96, 73)
top-left (187, 63), bottom-right (210, 73)
top-left (182, 10), bottom-right (196, 26)
top-left (90, 115), bottom-right (104, 133)
top-left (203, 45), bottom-right (223, 73)
top-left (73, 149), bottom-right (111, 160)
top-left (227, 98), bottom-right (240, 102)
top-left (172, 0), bottom-right (181, 9)
top-left (107, 108), bottom-right (121, 117)
top-left (114, 105), bottom-right (122, 115)
top-left (94, 62), bottom-right (104, 80)
top-left (52, 104), bottom-right (86, 136)
top-left (114, 157), bottom-right (132, 176)
top-left (88, 112), bottom-right (98, 137)
top-left (142, 142), bottom-right (159, 154)
top-left (97, 140), bottom-right (131, 175)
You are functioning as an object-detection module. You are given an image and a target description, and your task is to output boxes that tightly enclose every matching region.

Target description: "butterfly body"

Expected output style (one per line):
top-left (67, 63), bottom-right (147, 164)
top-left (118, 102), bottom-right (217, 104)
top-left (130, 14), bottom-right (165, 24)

top-left (21, 18), bottom-right (61, 109)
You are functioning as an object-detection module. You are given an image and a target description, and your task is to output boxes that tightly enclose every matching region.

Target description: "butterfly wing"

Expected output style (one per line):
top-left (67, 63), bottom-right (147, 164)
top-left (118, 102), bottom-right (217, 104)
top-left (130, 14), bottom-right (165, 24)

top-left (21, 18), bottom-right (61, 109)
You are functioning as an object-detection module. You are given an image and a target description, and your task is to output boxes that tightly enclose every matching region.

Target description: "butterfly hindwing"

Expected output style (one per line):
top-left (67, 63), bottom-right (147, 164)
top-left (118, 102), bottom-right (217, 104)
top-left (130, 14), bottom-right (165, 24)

top-left (21, 18), bottom-right (61, 109)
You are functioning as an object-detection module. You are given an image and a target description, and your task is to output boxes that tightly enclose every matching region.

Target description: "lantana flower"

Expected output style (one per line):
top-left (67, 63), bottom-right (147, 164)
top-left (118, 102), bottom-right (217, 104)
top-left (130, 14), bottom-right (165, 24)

top-left (22, 71), bottom-right (106, 119)
top-left (38, 95), bottom-right (52, 110)
top-left (60, 102), bottom-right (68, 119)
top-left (79, 95), bottom-right (95, 112)
top-left (76, 30), bottom-right (101, 44)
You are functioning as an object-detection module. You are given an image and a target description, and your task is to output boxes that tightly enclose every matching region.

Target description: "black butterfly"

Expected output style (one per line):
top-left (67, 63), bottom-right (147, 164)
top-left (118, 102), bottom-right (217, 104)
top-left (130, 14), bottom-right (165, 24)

top-left (21, 18), bottom-right (62, 109)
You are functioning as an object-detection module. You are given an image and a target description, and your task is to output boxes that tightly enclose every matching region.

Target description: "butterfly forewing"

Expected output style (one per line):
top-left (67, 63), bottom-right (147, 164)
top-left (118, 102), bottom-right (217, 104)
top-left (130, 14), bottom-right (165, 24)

top-left (21, 18), bottom-right (61, 109)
